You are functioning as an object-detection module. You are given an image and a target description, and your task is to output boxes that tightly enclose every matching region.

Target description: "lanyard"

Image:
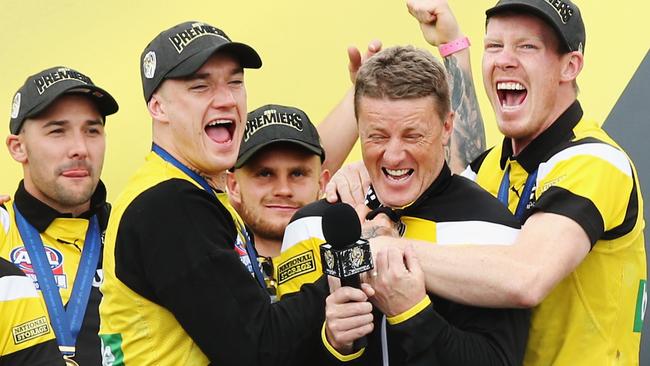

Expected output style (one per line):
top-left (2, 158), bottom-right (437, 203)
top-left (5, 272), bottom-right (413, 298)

top-left (14, 203), bottom-right (100, 356)
top-left (151, 144), bottom-right (266, 289)
top-left (497, 164), bottom-right (538, 221)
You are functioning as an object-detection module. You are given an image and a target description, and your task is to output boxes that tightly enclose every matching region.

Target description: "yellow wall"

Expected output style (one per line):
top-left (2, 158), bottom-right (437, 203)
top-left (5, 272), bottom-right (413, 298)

top-left (1, 1), bottom-right (648, 200)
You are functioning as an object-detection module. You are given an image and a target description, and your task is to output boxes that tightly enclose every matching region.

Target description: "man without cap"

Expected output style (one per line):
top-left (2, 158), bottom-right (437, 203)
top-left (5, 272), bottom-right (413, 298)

top-left (98, 21), bottom-right (331, 366)
top-left (329, 0), bottom-right (646, 364)
top-left (280, 45), bottom-right (529, 365)
top-left (1, 66), bottom-right (119, 365)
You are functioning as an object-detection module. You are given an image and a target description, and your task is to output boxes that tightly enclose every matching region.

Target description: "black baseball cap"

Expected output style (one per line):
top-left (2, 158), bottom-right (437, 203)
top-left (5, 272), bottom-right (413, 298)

top-left (9, 66), bottom-right (119, 134)
top-left (140, 21), bottom-right (262, 101)
top-left (235, 104), bottom-right (326, 169)
top-left (486, 0), bottom-right (585, 54)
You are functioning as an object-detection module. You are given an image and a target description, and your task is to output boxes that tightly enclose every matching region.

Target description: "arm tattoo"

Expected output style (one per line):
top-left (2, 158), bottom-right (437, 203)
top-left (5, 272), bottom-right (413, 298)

top-left (361, 225), bottom-right (385, 240)
top-left (444, 55), bottom-right (486, 169)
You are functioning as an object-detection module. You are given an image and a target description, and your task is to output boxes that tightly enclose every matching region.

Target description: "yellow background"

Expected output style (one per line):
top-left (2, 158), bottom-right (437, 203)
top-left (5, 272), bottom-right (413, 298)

top-left (1, 0), bottom-right (648, 200)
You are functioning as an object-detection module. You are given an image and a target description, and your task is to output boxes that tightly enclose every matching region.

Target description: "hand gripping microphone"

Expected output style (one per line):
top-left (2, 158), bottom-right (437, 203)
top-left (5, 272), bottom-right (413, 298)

top-left (320, 203), bottom-right (374, 289)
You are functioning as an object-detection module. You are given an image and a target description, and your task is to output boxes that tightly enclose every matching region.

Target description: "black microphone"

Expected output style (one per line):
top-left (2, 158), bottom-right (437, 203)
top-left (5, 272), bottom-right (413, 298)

top-left (320, 203), bottom-right (374, 350)
top-left (320, 203), bottom-right (374, 288)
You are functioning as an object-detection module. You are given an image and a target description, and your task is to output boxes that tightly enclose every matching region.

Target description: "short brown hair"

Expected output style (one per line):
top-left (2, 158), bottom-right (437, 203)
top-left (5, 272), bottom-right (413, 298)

top-left (354, 45), bottom-right (450, 121)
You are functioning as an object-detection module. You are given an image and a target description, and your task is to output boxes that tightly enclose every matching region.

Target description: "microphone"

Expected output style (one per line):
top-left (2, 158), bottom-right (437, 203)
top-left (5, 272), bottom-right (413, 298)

top-left (320, 203), bottom-right (374, 289)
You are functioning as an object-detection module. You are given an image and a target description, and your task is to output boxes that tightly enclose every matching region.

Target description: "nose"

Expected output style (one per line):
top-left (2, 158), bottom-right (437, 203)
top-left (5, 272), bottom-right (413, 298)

top-left (272, 175), bottom-right (293, 198)
top-left (494, 46), bottom-right (518, 70)
top-left (67, 130), bottom-right (89, 160)
top-left (382, 137), bottom-right (406, 166)
top-left (210, 84), bottom-right (237, 109)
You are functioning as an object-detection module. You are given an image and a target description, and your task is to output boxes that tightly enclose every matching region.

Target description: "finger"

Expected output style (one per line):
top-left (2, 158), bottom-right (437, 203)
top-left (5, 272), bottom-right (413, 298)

top-left (365, 39), bottom-right (382, 57)
top-left (0, 194), bottom-right (11, 205)
top-left (355, 203), bottom-right (371, 223)
top-left (330, 286), bottom-right (369, 304)
top-left (375, 248), bottom-right (389, 276)
top-left (360, 282), bottom-right (375, 298)
top-left (404, 244), bottom-right (423, 275)
top-left (386, 246), bottom-right (406, 273)
top-left (327, 275), bottom-right (342, 293)
top-left (325, 180), bottom-right (340, 203)
top-left (326, 299), bottom-right (373, 320)
top-left (330, 322), bottom-right (374, 345)
top-left (347, 46), bottom-right (362, 71)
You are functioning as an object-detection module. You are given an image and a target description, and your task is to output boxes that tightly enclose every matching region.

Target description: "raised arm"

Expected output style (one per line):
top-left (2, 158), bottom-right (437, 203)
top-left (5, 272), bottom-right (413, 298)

top-left (407, 0), bottom-right (485, 172)
top-left (318, 42), bottom-right (382, 175)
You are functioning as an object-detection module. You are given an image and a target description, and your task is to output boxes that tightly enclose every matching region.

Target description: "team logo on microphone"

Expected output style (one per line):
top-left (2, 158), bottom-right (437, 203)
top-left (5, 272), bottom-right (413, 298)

top-left (349, 247), bottom-right (364, 268)
top-left (324, 250), bottom-right (335, 271)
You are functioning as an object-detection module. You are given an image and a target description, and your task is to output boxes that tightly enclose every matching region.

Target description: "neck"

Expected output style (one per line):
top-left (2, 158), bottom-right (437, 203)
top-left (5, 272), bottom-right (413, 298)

top-left (254, 236), bottom-right (282, 258)
top-left (511, 96), bottom-right (577, 156)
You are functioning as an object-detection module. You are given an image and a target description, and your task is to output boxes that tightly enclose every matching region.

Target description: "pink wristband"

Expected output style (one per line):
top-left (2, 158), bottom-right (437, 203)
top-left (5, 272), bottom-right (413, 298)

top-left (438, 37), bottom-right (471, 57)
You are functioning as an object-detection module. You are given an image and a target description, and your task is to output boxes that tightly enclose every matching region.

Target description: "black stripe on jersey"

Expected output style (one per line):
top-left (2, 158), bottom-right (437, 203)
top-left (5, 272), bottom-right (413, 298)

top-left (532, 186), bottom-right (603, 246)
top-left (602, 172), bottom-right (639, 240)
top-left (407, 175), bottom-right (520, 229)
top-left (0, 338), bottom-right (64, 366)
top-left (0, 257), bottom-right (25, 277)
top-left (469, 147), bottom-right (493, 174)
top-left (114, 178), bottom-right (238, 304)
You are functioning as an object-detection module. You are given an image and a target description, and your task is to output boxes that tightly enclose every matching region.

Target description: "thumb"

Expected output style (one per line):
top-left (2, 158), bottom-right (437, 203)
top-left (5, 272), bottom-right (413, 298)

top-left (325, 182), bottom-right (340, 203)
top-left (355, 203), bottom-right (371, 222)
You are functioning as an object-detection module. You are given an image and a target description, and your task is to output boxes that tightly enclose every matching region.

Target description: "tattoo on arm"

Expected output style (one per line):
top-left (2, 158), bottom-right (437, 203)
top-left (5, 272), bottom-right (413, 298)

top-left (444, 55), bottom-right (486, 170)
top-left (361, 225), bottom-right (385, 240)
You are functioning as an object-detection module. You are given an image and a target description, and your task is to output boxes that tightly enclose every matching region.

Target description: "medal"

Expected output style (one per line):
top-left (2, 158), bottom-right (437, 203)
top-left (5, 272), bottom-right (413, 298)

top-left (61, 346), bottom-right (79, 366)
top-left (64, 355), bottom-right (79, 366)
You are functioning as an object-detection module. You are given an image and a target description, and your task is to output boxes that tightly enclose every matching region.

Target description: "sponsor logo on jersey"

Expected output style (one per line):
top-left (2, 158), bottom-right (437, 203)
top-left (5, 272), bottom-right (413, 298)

top-left (100, 334), bottom-right (125, 366)
top-left (10, 246), bottom-right (68, 289)
top-left (12, 316), bottom-right (50, 345)
top-left (634, 279), bottom-right (646, 332)
top-left (234, 235), bottom-right (254, 275)
top-left (244, 109), bottom-right (304, 142)
top-left (33, 67), bottom-right (91, 95)
top-left (277, 250), bottom-right (316, 284)
top-left (168, 22), bottom-right (228, 54)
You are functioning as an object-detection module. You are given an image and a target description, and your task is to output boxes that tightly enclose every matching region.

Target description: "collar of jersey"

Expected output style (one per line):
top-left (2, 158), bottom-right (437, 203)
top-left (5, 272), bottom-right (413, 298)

top-left (499, 100), bottom-right (583, 173)
top-left (13, 180), bottom-right (108, 233)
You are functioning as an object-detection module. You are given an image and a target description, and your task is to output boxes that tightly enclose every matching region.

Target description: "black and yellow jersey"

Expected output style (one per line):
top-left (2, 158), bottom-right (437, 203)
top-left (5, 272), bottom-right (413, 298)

top-left (277, 164), bottom-right (529, 365)
top-left (0, 182), bottom-right (108, 365)
top-left (0, 257), bottom-right (64, 365)
top-left (462, 101), bottom-right (646, 365)
top-left (99, 151), bottom-right (328, 366)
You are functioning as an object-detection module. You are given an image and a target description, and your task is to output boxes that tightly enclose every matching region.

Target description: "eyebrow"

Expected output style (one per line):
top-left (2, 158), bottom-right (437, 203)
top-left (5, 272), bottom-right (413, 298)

top-left (185, 67), bottom-right (245, 81)
top-left (42, 118), bottom-right (104, 128)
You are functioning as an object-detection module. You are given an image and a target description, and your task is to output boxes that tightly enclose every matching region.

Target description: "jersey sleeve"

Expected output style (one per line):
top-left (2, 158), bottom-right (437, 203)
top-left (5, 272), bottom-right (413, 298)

top-left (533, 141), bottom-right (637, 245)
top-left (114, 179), bottom-right (328, 365)
top-left (0, 258), bottom-right (64, 365)
top-left (275, 199), bottom-right (330, 299)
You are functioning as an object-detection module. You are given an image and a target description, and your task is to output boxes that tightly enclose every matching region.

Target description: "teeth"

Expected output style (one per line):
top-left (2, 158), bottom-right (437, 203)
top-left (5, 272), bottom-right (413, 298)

top-left (207, 119), bottom-right (233, 127)
top-left (385, 168), bottom-right (410, 176)
top-left (497, 82), bottom-right (525, 91)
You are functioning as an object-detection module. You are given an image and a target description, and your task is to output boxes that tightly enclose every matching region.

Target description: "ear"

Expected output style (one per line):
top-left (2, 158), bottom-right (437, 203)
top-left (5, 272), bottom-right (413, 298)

top-left (318, 168), bottom-right (331, 197)
top-left (560, 51), bottom-right (584, 83)
top-left (147, 93), bottom-right (170, 123)
top-left (226, 171), bottom-right (242, 206)
top-left (441, 111), bottom-right (455, 146)
top-left (6, 134), bottom-right (27, 163)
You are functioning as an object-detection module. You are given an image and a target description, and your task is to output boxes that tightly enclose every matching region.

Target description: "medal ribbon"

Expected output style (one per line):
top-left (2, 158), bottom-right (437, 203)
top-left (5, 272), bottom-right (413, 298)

top-left (497, 164), bottom-right (538, 221)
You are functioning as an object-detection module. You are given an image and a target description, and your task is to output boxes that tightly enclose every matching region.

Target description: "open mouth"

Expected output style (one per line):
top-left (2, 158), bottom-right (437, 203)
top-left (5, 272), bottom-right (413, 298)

top-left (496, 82), bottom-right (527, 109)
top-left (205, 119), bottom-right (236, 144)
top-left (382, 167), bottom-right (414, 181)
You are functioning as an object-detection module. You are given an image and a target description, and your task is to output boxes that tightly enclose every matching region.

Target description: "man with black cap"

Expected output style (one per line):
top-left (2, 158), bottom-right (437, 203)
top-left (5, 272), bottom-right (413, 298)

top-left (226, 104), bottom-right (329, 299)
top-left (1, 66), bottom-right (119, 365)
top-left (357, 0), bottom-right (644, 365)
top-left (98, 21), bottom-right (330, 366)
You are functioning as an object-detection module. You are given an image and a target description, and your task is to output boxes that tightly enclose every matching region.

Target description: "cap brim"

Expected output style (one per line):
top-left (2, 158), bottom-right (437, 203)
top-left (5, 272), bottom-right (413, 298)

top-left (234, 139), bottom-right (325, 169)
top-left (27, 84), bottom-right (119, 121)
top-left (167, 42), bottom-right (262, 79)
top-left (485, 2), bottom-right (572, 51)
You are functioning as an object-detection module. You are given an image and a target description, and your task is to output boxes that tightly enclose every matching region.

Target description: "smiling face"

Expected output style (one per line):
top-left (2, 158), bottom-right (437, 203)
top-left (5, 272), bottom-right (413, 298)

top-left (358, 96), bottom-right (452, 208)
top-left (151, 52), bottom-right (247, 175)
top-left (229, 143), bottom-right (328, 242)
top-left (483, 12), bottom-right (577, 152)
top-left (7, 94), bottom-right (105, 215)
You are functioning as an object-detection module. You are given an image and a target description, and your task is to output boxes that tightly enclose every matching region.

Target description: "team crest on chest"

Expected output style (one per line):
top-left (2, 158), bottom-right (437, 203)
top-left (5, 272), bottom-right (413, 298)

top-left (10, 246), bottom-right (68, 289)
